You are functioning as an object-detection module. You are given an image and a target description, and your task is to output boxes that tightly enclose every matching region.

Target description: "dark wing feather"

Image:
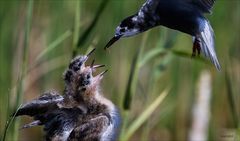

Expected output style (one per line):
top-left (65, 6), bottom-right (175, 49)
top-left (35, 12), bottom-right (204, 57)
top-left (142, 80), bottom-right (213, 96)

top-left (68, 116), bottom-right (110, 141)
top-left (43, 108), bottom-right (83, 140)
top-left (139, 0), bottom-right (161, 16)
top-left (189, 0), bottom-right (216, 13)
top-left (147, 0), bottom-right (215, 13)
top-left (14, 90), bottom-right (63, 117)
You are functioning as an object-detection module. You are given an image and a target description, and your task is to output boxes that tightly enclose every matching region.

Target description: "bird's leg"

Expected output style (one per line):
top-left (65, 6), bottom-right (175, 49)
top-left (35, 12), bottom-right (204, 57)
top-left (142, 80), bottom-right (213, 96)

top-left (192, 38), bottom-right (201, 57)
top-left (196, 39), bottom-right (201, 56)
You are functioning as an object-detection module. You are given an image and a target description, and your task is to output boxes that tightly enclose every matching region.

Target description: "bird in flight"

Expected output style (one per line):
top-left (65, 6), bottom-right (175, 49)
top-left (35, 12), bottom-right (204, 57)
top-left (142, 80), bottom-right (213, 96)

top-left (105, 0), bottom-right (221, 70)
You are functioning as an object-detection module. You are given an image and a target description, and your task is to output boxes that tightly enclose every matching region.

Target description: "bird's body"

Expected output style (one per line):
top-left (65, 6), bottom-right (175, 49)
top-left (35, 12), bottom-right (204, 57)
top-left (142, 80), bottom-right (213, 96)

top-left (105, 0), bottom-right (221, 70)
top-left (15, 50), bottom-right (121, 141)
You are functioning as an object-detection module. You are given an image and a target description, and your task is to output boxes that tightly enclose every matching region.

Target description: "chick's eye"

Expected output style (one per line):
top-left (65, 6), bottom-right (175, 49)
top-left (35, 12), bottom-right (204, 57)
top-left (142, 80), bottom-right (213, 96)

top-left (78, 62), bottom-right (83, 67)
top-left (86, 74), bottom-right (91, 79)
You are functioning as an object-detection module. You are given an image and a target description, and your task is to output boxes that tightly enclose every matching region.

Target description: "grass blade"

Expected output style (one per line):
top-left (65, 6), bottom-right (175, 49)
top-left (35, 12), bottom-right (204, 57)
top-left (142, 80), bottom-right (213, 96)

top-left (171, 50), bottom-right (210, 64)
top-left (76, 0), bottom-right (109, 48)
top-left (35, 30), bottom-right (72, 62)
top-left (139, 47), bottom-right (166, 68)
top-left (123, 33), bottom-right (148, 110)
top-left (139, 30), bottom-right (177, 68)
top-left (72, 0), bottom-right (81, 58)
top-left (123, 51), bottom-right (138, 110)
top-left (123, 89), bottom-right (170, 141)
top-left (225, 70), bottom-right (238, 128)
top-left (13, 0), bottom-right (33, 140)
top-left (2, 104), bottom-right (22, 141)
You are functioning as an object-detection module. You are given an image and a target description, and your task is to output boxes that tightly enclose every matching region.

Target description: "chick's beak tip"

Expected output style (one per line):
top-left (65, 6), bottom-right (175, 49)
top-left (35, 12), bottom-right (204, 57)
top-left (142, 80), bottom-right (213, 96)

top-left (87, 48), bottom-right (96, 57)
top-left (100, 70), bottom-right (108, 77)
top-left (90, 59), bottom-right (95, 68)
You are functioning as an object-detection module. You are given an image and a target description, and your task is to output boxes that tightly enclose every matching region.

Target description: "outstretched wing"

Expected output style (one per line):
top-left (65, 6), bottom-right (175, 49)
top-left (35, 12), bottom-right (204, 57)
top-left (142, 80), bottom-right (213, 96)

top-left (188, 0), bottom-right (216, 13)
top-left (15, 90), bottom-right (63, 117)
top-left (144, 0), bottom-right (215, 13)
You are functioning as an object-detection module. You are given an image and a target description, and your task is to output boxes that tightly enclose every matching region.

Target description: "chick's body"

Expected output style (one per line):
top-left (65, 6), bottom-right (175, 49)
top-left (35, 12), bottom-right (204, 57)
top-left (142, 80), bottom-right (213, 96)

top-left (15, 52), bottom-right (121, 141)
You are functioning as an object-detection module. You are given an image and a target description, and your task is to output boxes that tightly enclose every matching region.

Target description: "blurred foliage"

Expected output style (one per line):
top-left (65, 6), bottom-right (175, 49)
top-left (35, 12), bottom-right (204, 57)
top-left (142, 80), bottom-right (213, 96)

top-left (0, 0), bottom-right (239, 141)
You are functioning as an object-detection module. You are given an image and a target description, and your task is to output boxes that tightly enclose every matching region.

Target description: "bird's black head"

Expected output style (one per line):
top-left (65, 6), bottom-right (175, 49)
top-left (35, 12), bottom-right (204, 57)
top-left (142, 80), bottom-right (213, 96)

top-left (116, 15), bottom-right (140, 37)
top-left (105, 14), bottom-right (140, 49)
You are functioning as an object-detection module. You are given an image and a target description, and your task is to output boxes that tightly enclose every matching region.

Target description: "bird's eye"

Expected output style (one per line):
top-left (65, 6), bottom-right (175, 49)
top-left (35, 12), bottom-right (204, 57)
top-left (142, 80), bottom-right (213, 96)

top-left (120, 28), bottom-right (125, 32)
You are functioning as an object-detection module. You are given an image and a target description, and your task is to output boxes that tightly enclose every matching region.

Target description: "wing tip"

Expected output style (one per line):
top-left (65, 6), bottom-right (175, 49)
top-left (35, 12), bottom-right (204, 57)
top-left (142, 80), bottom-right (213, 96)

top-left (199, 20), bottom-right (221, 71)
top-left (212, 57), bottom-right (221, 71)
top-left (193, 0), bottom-right (216, 13)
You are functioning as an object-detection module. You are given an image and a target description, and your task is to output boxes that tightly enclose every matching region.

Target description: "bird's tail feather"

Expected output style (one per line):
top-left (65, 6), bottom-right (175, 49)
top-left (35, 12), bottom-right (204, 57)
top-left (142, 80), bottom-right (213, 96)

top-left (198, 20), bottom-right (221, 71)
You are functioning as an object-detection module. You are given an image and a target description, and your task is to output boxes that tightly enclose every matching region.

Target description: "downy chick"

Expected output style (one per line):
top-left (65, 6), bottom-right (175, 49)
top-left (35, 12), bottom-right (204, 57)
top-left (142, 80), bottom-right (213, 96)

top-left (14, 49), bottom-right (121, 141)
top-left (105, 0), bottom-right (221, 70)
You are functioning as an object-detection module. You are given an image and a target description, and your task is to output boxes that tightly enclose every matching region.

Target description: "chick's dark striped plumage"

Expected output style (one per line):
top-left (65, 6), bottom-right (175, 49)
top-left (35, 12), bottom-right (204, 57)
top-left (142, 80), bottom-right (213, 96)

top-left (15, 49), bottom-right (121, 141)
top-left (105, 0), bottom-right (221, 70)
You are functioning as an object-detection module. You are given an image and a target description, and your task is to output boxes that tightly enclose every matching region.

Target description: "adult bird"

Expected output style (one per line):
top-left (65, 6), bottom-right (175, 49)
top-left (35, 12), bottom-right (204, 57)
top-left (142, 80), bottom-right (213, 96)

top-left (105, 0), bottom-right (221, 70)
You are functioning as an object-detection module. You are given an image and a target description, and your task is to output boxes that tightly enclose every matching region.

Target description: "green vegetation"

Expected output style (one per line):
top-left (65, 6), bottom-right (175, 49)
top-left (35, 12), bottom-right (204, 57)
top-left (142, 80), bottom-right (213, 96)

top-left (0, 0), bottom-right (239, 141)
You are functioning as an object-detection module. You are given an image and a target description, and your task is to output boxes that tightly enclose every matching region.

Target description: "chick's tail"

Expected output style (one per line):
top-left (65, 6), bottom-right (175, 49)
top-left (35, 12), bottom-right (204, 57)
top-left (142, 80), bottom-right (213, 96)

top-left (20, 120), bottom-right (42, 129)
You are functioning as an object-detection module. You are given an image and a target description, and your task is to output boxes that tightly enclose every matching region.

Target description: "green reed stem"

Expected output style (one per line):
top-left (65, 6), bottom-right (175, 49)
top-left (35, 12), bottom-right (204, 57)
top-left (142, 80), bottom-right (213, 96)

top-left (123, 89), bottom-right (170, 141)
top-left (123, 33), bottom-right (149, 110)
top-left (13, 0), bottom-right (33, 140)
top-left (2, 104), bottom-right (22, 141)
top-left (72, 0), bottom-right (81, 58)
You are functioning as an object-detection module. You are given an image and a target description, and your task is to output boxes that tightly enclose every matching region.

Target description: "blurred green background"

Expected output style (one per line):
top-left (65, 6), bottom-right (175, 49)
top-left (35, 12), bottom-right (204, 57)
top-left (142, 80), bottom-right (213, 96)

top-left (0, 0), bottom-right (239, 141)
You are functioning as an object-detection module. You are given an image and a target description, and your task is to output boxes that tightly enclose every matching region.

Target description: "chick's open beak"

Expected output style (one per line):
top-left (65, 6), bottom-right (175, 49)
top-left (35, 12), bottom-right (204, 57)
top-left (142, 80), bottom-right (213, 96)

top-left (93, 65), bottom-right (105, 69)
top-left (104, 35), bottom-right (122, 50)
top-left (95, 70), bottom-right (108, 79)
top-left (82, 48), bottom-right (96, 63)
top-left (90, 59), bottom-right (105, 70)
top-left (99, 70), bottom-right (108, 76)
top-left (87, 48), bottom-right (96, 57)
top-left (91, 64), bottom-right (105, 72)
